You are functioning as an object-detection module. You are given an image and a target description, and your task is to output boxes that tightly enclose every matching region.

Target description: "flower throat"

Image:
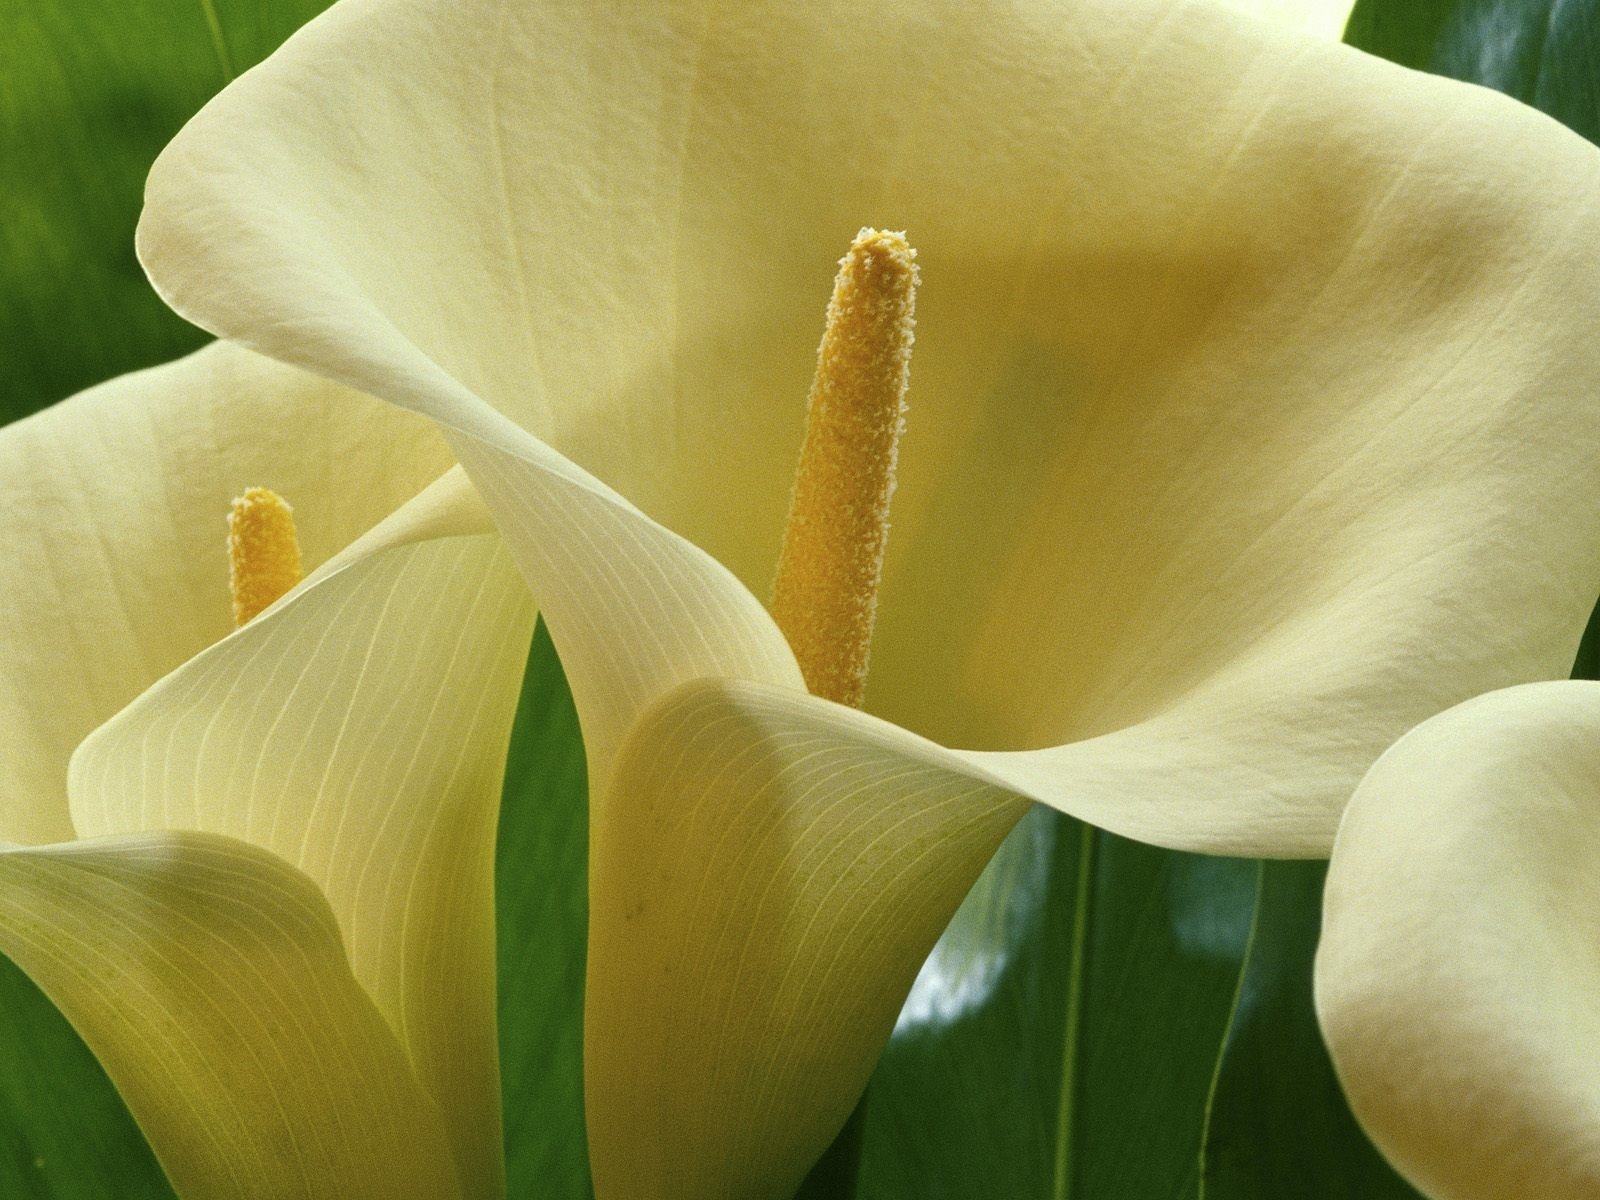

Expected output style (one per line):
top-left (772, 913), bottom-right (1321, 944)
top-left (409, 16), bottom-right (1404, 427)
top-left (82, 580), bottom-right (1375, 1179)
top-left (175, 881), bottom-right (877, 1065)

top-left (771, 228), bottom-right (919, 709)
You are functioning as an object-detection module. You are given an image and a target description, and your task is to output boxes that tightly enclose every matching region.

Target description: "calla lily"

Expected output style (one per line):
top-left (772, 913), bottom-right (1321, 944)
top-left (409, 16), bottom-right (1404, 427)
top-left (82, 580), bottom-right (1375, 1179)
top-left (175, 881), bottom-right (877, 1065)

top-left (0, 341), bottom-right (536, 1196)
top-left (1316, 682), bottom-right (1600, 1200)
top-left (103, 0), bottom-right (1600, 1194)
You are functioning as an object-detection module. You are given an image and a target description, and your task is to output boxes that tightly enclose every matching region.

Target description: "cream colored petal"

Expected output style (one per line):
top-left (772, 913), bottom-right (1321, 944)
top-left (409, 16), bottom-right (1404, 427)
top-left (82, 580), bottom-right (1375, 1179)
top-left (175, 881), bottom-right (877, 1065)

top-left (1214, 0), bottom-right (1355, 39)
top-left (139, 0), bottom-right (1600, 854)
top-left (71, 516), bottom-right (533, 1199)
top-left (587, 677), bottom-right (1026, 1199)
top-left (1316, 682), bottom-right (1600, 1200)
top-left (448, 426), bottom-right (801, 792)
top-left (0, 341), bottom-right (452, 846)
top-left (0, 831), bottom-right (461, 1200)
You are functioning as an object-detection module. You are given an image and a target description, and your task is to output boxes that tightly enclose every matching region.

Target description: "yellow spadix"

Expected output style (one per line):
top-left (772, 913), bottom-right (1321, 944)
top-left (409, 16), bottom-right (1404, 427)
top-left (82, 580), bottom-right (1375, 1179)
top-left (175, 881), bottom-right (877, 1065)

top-left (772, 228), bottom-right (919, 709)
top-left (228, 486), bottom-right (303, 625)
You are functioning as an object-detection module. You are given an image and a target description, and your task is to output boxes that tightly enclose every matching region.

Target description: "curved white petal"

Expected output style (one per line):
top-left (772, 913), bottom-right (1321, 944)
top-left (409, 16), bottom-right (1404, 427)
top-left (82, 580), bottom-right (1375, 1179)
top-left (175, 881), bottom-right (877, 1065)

top-left (71, 499), bottom-right (533, 1198)
top-left (588, 678), bottom-right (1025, 1198)
top-left (447, 425), bottom-right (801, 793)
top-left (0, 832), bottom-right (462, 1199)
top-left (137, 0), bottom-right (1600, 856)
top-left (1317, 682), bottom-right (1600, 1200)
top-left (0, 342), bottom-right (451, 845)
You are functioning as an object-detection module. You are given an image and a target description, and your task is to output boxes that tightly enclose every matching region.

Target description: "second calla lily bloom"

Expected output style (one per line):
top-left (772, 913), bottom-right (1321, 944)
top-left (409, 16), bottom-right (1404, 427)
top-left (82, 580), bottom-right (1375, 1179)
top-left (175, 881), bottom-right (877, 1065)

top-left (127, 0), bottom-right (1600, 1194)
top-left (0, 343), bottom-right (534, 1197)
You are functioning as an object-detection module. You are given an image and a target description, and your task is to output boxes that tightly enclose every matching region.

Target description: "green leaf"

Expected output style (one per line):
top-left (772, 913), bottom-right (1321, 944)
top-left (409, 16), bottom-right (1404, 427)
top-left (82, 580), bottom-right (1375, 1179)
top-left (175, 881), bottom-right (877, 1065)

top-left (0, 0), bottom-right (331, 422)
top-left (496, 621), bottom-right (594, 1198)
top-left (856, 811), bottom-right (1258, 1199)
top-left (0, 962), bottom-right (173, 1200)
top-left (1346, 0), bottom-right (1600, 145)
top-left (1199, 861), bottom-right (1422, 1199)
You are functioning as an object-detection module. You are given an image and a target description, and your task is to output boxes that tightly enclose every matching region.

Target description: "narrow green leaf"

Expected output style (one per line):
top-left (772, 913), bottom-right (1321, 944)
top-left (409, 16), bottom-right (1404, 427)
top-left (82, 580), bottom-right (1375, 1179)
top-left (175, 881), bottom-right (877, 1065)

top-left (1199, 861), bottom-right (1422, 1199)
top-left (497, 621), bottom-right (594, 1198)
top-left (1340, 1), bottom-right (1456, 71)
top-left (856, 810), bottom-right (1257, 1200)
top-left (0, 962), bottom-right (173, 1200)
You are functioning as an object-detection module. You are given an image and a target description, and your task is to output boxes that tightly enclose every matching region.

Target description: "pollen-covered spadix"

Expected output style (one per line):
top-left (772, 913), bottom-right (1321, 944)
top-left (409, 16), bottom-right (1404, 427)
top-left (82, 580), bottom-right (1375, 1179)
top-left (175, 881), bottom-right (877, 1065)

top-left (771, 228), bottom-right (919, 708)
top-left (228, 486), bottom-right (303, 625)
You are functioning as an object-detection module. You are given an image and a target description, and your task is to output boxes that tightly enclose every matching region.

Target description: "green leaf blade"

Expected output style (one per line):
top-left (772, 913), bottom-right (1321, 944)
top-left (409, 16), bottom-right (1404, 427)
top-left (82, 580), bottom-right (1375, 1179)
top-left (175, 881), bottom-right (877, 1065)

top-left (1198, 861), bottom-right (1423, 1200)
top-left (857, 813), bottom-right (1258, 1200)
top-left (496, 621), bottom-right (594, 1199)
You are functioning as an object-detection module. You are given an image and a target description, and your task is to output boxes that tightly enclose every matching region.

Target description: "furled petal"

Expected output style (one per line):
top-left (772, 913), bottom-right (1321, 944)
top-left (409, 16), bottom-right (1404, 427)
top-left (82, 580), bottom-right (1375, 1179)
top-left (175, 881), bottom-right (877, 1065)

top-left (446, 426), bottom-right (803, 792)
top-left (0, 831), bottom-right (461, 1199)
top-left (0, 341), bottom-right (451, 845)
top-left (138, 0), bottom-right (1600, 854)
top-left (587, 678), bottom-right (1026, 1199)
top-left (71, 494), bottom-right (534, 1198)
top-left (1316, 682), bottom-right (1600, 1200)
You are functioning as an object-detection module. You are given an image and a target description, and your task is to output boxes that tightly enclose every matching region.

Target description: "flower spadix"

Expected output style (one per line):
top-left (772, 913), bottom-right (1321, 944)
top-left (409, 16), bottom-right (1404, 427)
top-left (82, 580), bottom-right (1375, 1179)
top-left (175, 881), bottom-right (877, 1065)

top-left (0, 342), bottom-right (533, 1198)
top-left (228, 486), bottom-right (303, 625)
top-left (133, 0), bottom-right (1600, 1193)
top-left (772, 227), bottom-right (918, 708)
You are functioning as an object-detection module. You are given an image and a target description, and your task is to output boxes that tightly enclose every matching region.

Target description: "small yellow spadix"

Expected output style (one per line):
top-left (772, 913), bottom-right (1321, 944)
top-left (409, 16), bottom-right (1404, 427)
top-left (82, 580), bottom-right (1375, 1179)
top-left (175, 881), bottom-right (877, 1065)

top-left (771, 228), bottom-right (919, 708)
top-left (228, 487), bottom-right (303, 627)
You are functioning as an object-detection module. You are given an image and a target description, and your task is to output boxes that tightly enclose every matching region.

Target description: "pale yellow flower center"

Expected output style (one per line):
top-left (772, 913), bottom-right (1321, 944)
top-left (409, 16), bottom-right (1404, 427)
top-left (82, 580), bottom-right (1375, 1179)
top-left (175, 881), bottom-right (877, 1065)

top-left (771, 228), bottom-right (919, 709)
top-left (228, 487), bottom-right (303, 627)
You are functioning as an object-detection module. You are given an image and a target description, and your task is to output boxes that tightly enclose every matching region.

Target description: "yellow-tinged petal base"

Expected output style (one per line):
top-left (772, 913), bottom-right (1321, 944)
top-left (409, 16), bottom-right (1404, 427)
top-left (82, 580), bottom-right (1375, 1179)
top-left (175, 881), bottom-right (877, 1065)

top-left (0, 832), bottom-right (462, 1200)
top-left (587, 677), bottom-right (1025, 1199)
